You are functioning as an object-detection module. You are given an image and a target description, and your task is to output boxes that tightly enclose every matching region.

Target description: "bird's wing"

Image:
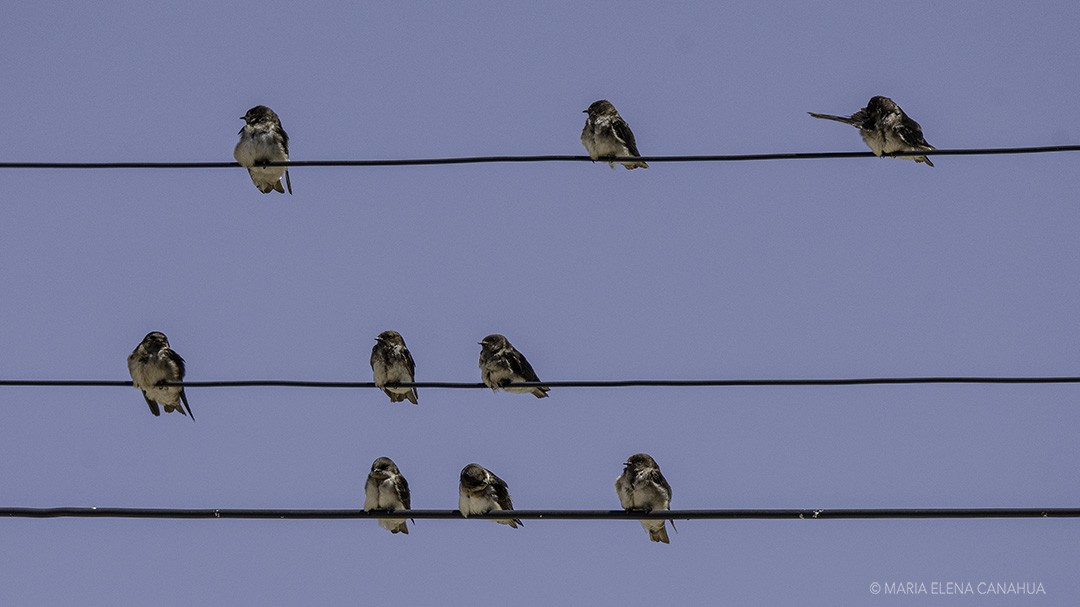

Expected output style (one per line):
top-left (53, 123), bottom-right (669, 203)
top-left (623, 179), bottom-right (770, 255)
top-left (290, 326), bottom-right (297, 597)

top-left (164, 348), bottom-right (186, 376)
top-left (508, 350), bottom-right (542, 383)
top-left (362, 477), bottom-right (379, 511)
top-left (896, 113), bottom-right (933, 149)
top-left (488, 472), bottom-right (515, 510)
top-left (807, 112), bottom-right (860, 127)
top-left (648, 468), bottom-right (673, 504)
top-left (397, 475), bottom-right (412, 510)
top-left (404, 347), bottom-right (416, 379)
top-left (615, 474), bottom-right (633, 509)
top-left (611, 117), bottom-right (642, 157)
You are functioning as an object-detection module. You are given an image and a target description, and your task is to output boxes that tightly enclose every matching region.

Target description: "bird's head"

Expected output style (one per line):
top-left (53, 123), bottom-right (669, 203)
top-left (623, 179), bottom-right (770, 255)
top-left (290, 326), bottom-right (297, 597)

top-left (479, 334), bottom-right (510, 352)
top-left (370, 457), bottom-right (399, 478)
top-left (624, 453), bottom-right (658, 470)
top-left (584, 99), bottom-right (617, 118)
top-left (242, 105), bottom-right (278, 126)
top-left (460, 463), bottom-right (488, 488)
top-left (139, 331), bottom-right (170, 350)
top-left (375, 330), bottom-right (405, 346)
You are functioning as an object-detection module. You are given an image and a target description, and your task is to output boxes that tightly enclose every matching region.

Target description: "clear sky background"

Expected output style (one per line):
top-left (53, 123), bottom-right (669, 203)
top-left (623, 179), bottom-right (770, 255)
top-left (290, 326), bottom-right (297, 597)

top-left (1, 1), bottom-right (1078, 605)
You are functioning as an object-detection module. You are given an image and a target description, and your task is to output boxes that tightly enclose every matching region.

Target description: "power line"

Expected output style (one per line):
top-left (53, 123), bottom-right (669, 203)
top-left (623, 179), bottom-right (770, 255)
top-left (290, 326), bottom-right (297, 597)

top-left (2, 145), bottom-right (1079, 169)
top-left (1, 376), bottom-right (1079, 390)
top-left (2, 507), bottom-right (1077, 520)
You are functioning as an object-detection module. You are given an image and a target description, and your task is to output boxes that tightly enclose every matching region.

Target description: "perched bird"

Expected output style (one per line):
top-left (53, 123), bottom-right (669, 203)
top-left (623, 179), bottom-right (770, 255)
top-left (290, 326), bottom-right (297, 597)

top-left (127, 331), bottom-right (194, 420)
top-left (370, 330), bottom-right (418, 405)
top-left (808, 95), bottom-right (935, 166)
top-left (615, 453), bottom-right (674, 543)
top-left (581, 99), bottom-right (648, 170)
top-left (478, 334), bottom-right (549, 398)
top-left (234, 105), bottom-right (293, 193)
top-left (363, 457), bottom-right (412, 534)
top-left (458, 463), bottom-right (522, 528)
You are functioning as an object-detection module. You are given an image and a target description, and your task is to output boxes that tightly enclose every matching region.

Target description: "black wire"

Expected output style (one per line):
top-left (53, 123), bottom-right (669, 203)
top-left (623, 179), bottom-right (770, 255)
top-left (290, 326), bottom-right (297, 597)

top-left (2, 507), bottom-right (1077, 520)
top-left (2, 145), bottom-right (1079, 169)
top-left (1, 377), bottom-right (1079, 389)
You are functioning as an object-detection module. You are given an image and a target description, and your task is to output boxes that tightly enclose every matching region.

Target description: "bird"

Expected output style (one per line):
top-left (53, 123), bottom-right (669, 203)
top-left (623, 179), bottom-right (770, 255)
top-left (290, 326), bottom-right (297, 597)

top-left (808, 95), bottom-right (935, 166)
top-left (478, 334), bottom-right (549, 398)
top-left (234, 105), bottom-right (293, 193)
top-left (127, 331), bottom-right (194, 420)
top-left (581, 99), bottom-right (648, 170)
top-left (363, 457), bottom-right (412, 534)
top-left (458, 463), bottom-right (522, 528)
top-left (370, 330), bottom-right (418, 405)
top-left (615, 453), bottom-right (674, 543)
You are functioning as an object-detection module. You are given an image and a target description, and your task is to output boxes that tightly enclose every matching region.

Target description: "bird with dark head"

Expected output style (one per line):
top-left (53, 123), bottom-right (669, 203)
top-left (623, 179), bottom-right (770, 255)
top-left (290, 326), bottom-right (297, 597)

top-left (363, 456), bottom-right (412, 534)
top-left (615, 453), bottom-right (674, 543)
top-left (370, 330), bottom-right (418, 404)
top-left (127, 331), bottom-right (194, 420)
top-left (478, 334), bottom-right (549, 398)
top-left (581, 99), bottom-right (648, 170)
top-left (808, 95), bottom-right (935, 166)
top-left (234, 104), bottom-right (293, 193)
top-left (458, 463), bottom-right (522, 528)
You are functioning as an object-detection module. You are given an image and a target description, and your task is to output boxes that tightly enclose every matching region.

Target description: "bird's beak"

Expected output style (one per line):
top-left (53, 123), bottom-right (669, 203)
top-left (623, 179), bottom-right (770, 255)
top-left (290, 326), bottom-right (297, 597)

top-left (582, 109), bottom-right (588, 113)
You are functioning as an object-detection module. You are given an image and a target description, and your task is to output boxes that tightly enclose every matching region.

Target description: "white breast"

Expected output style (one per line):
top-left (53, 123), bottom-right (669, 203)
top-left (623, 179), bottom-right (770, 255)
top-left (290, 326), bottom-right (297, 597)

top-left (233, 130), bottom-right (287, 166)
top-left (130, 358), bottom-right (181, 405)
top-left (460, 490), bottom-right (496, 515)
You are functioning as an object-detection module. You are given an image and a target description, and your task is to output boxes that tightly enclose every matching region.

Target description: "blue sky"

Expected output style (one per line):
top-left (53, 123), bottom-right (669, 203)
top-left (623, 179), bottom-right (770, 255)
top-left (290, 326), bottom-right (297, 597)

top-left (1, 1), bottom-right (1078, 605)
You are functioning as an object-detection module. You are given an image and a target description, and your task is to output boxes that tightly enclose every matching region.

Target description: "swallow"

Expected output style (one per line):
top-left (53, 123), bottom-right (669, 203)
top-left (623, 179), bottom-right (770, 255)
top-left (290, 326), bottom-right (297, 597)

top-left (615, 453), bottom-right (674, 543)
top-left (809, 95), bottom-right (935, 166)
top-left (458, 463), bottom-right (522, 528)
top-left (581, 99), bottom-right (648, 170)
top-left (127, 331), bottom-right (194, 420)
top-left (234, 105), bottom-right (293, 193)
top-left (478, 334), bottom-right (549, 398)
top-left (370, 330), bottom-right (418, 405)
top-left (363, 456), bottom-right (412, 534)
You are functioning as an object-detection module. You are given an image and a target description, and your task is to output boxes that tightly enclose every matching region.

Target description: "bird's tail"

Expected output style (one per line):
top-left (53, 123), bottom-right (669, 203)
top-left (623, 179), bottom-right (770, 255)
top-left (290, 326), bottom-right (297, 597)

top-left (807, 112), bottom-right (859, 126)
top-left (143, 394), bottom-right (161, 416)
top-left (379, 518), bottom-right (409, 534)
top-left (386, 388), bottom-right (420, 404)
top-left (532, 386), bottom-right (550, 399)
top-left (622, 160), bottom-right (649, 170)
top-left (649, 523), bottom-right (670, 544)
top-left (284, 168), bottom-right (293, 194)
top-left (893, 145), bottom-right (935, 167)
top-left (500, 518), bottom-right (524, 528)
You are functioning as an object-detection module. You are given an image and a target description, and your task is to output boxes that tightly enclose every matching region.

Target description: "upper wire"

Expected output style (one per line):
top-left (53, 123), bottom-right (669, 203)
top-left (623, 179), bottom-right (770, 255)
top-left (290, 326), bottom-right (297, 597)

top-left (2, 507), bottom-right (1077, 520)
top-left (1, 377), bottom-right (1078, 389)
top-left (2, 145), bottom-right (1079, 169)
